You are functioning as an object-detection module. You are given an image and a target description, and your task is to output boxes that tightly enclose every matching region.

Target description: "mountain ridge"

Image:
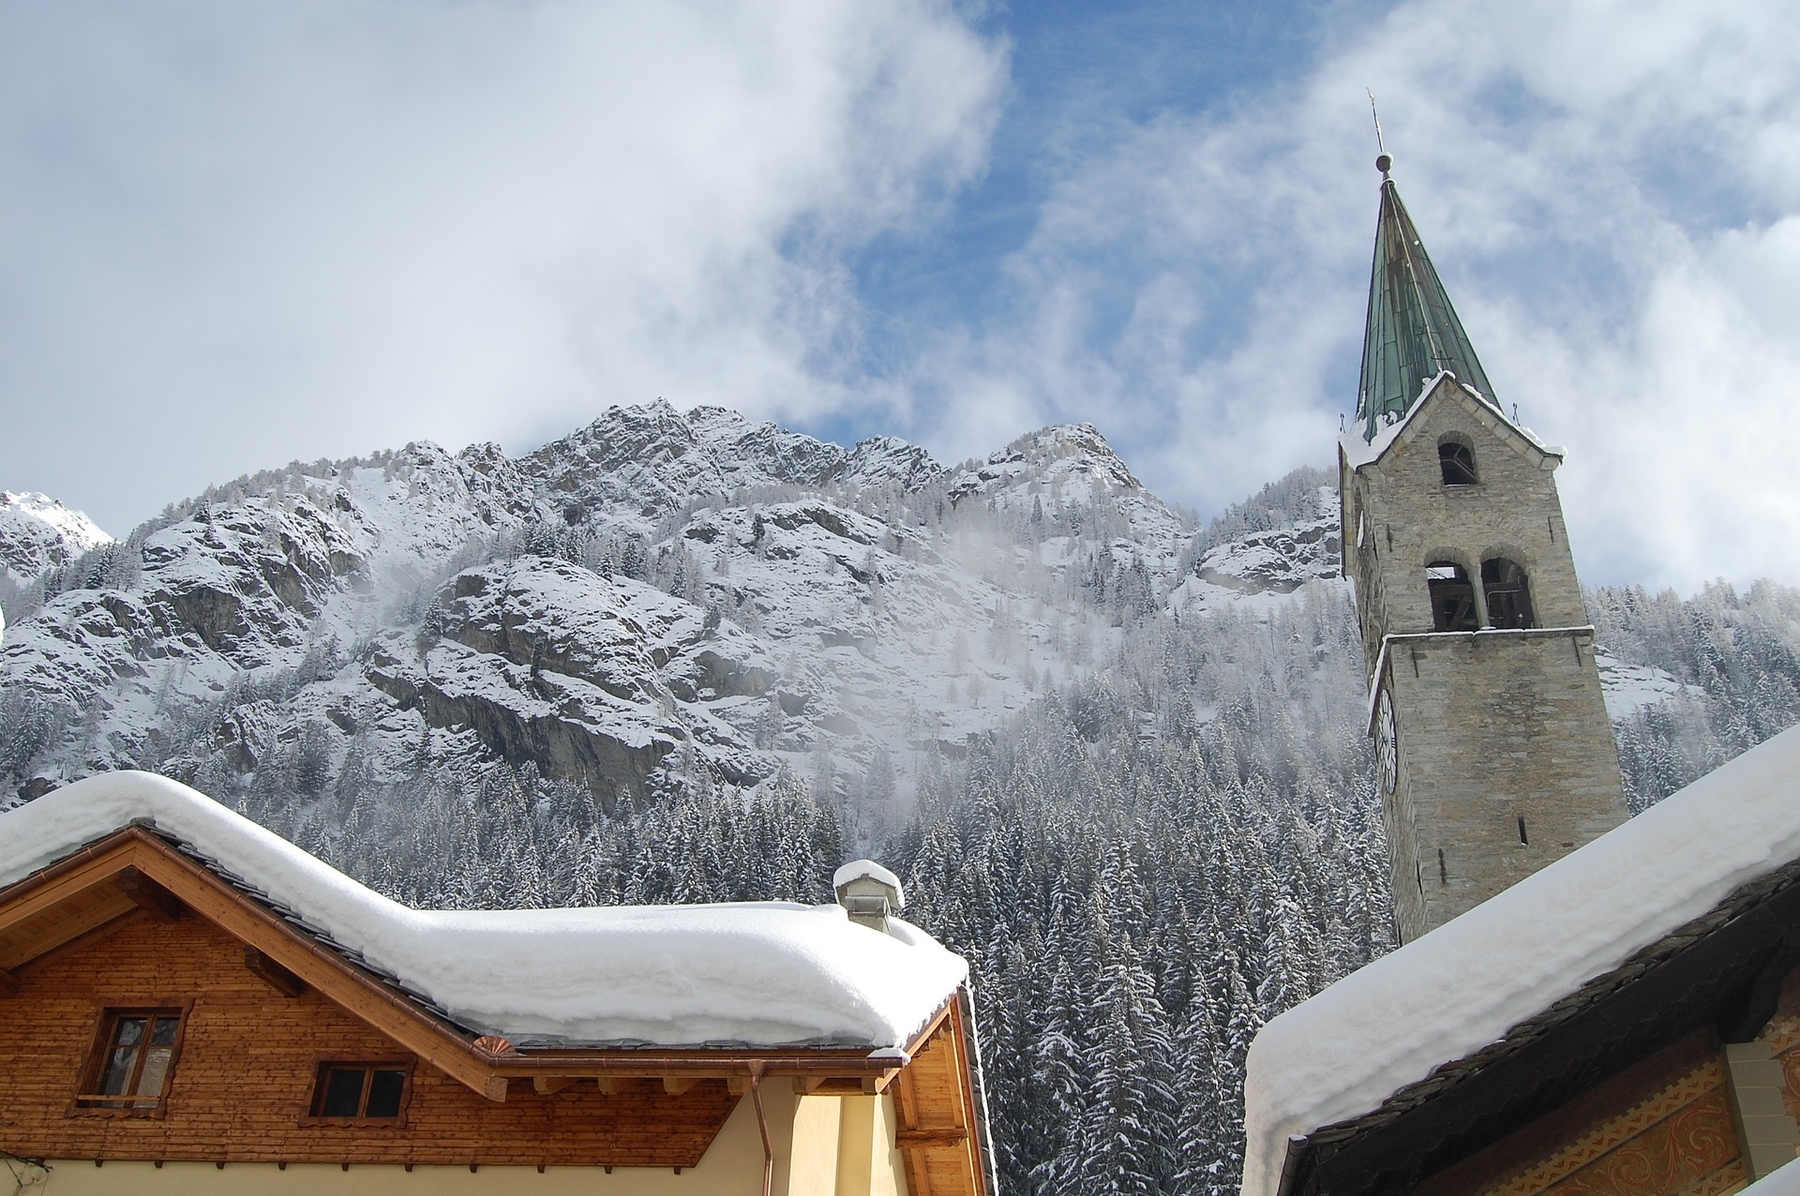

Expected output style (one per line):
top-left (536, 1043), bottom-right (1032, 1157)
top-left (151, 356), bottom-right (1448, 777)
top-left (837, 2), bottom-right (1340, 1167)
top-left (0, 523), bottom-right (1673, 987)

top-left (1, 404), bottom-right (1335, 817)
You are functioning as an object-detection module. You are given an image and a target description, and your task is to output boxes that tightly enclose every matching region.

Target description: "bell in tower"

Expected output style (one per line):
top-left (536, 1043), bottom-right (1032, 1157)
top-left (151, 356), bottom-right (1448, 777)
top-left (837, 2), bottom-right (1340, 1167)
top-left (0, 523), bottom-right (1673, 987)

top-left (1338, 151), bottom-right (1628, 944)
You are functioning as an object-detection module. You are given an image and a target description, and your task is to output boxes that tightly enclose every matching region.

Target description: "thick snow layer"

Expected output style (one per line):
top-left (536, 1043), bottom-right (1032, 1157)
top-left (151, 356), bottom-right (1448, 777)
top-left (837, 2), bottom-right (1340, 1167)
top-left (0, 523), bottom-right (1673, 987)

top-left (1241, 723), bottom-right (1800, 1196)
top-left (0, 771), bottom-right (967, 1051)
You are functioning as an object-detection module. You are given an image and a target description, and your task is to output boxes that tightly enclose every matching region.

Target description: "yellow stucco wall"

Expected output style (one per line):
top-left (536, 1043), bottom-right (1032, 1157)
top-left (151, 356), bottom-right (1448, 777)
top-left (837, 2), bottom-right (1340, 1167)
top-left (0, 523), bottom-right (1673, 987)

top-left (833, 1094), bottom-right (908, 1196)
top-left (27, 1086), bottom-right (908, 1196)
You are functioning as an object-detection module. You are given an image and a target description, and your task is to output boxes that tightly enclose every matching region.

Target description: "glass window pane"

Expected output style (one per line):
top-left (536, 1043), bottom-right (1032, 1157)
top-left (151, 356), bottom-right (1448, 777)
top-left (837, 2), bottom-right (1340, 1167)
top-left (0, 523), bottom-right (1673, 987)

top-left (114, 1016), bottom-right (147, 1047)
top-left (321, 1068), bottom-right (367, 1117)
top-left (100, 1045), bottom-right (139, 1096)
top-left (135, 1046), bottom-right (173, 1100)
top-left (365, 1070), bottom-right (406, 1118)
top-left (148, 1016), bottom-right (180, 1046)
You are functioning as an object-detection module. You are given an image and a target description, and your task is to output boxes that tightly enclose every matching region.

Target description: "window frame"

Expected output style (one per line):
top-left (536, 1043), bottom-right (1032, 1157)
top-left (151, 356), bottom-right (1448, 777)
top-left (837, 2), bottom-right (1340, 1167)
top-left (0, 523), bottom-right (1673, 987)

top-left (301, 1056), bottom-right (417, 1128)
top-left (70, 1002), bottom-right (193, 1119)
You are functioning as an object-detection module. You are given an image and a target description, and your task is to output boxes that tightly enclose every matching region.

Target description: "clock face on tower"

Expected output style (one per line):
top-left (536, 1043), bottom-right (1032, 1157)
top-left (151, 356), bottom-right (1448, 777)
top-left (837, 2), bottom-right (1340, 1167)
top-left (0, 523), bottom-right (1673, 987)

top-left (1377, 688), bottom-right (1398, 794)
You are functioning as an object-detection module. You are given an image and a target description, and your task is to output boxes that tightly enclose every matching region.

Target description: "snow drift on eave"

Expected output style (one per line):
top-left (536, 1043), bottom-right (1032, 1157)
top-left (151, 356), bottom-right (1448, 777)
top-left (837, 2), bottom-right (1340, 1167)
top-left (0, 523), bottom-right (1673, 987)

top-left (1240, 722), bottom-right (1800, 1196)
top-left (0, 771), bottom-right (968, 1052)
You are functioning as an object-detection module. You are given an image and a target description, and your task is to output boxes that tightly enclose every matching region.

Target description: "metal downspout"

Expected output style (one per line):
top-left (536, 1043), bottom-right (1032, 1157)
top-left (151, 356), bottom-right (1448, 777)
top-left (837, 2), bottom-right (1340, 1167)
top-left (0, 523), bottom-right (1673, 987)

top-left (748, 1060), bottom-right (774, 1196)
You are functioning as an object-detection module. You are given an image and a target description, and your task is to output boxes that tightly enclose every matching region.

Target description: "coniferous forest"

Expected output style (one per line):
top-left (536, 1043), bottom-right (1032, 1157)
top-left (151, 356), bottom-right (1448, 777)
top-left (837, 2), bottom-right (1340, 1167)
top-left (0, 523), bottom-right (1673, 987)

top-left (217, 564), bottom-right (1800, 1195)
top-left (6, 421), bottom-right (1800, 1194)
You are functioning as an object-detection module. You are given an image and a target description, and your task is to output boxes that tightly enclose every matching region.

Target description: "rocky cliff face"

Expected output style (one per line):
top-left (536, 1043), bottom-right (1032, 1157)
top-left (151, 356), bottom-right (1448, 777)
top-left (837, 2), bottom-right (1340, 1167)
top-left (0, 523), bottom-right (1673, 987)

top-left (0, 491), bottom-right (113, 583)
top-left (0, 403), bottom-right (1342, 825)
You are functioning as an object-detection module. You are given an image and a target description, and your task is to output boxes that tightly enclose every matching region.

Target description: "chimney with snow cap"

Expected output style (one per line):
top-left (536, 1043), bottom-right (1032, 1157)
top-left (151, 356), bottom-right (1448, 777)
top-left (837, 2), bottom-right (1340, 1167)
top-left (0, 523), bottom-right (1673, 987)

top-left (834, 859), bottom-right (904, 934)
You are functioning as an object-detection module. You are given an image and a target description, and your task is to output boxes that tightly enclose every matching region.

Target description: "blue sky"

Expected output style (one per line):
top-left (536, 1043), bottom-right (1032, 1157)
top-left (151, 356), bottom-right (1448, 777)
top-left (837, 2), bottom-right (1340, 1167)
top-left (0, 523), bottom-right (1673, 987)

top-left (2, 1), bottom-right (1797, 589)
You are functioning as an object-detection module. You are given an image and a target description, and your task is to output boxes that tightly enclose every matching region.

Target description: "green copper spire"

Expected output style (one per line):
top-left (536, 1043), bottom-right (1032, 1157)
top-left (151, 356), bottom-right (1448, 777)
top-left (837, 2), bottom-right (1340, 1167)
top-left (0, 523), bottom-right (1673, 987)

top-left (1355, 156), bottom-right (1498, 442)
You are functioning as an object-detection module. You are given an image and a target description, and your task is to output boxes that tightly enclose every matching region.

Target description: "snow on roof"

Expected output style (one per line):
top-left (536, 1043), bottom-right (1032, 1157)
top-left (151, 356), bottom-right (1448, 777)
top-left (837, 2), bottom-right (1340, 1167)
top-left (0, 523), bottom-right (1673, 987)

top-left (834, 858), bottom-right (905, 906)
top-left (1242, 723), bottom-right (1800, 1196)
top-left (0, 771), bottom-right (967, 1053)
top-left (1338, 371), bottom-right (1565, 470)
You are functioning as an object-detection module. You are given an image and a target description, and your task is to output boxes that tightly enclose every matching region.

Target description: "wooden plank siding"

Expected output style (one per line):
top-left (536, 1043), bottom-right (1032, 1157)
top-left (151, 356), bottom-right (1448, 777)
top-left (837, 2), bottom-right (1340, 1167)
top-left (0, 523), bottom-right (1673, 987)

top-left (0, 825), bottom-right (990, 1189)
top-left (0, 907), bottom-right (740, 1168)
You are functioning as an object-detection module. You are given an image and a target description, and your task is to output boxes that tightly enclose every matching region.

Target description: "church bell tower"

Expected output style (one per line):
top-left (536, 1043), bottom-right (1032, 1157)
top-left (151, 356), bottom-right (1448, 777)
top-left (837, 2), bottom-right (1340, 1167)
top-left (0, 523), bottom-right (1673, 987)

top-left (1338, 151), bottom-right (1628, 944)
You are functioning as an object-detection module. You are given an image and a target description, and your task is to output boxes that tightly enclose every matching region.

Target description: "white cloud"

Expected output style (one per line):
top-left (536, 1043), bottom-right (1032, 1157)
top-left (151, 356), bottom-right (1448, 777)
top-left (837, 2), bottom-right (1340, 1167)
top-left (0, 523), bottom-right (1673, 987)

top-left (7, 0), bottom-right (1797, 592)
top-left (909, 0), bottom-right (1800, 589)
top-left (0, 2), bottom-right (1003, 531)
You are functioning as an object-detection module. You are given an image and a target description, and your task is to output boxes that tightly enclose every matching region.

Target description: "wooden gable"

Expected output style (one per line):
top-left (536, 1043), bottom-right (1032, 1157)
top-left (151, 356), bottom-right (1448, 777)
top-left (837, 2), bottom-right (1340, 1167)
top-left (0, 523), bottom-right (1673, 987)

top-left (0, 824), bottom-right (989, 1187)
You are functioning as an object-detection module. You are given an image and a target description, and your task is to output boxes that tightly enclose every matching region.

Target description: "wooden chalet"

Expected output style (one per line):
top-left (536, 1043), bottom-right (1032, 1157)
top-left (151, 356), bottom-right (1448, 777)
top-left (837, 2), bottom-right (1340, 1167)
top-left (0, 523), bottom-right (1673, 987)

top-left (1242, 724), bottom-right (1800, 1196)
top-left (0, 772), bottom-right (991, 1195)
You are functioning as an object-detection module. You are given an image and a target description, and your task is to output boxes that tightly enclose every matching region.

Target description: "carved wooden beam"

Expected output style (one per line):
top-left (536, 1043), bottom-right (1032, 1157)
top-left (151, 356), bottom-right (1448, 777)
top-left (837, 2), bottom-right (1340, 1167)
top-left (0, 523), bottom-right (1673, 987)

top-left (243, 946), bottom-right (306, 997)
top-left (533, 1076), bottom-right (576, 1095)
top-left (0, 967), bottom-right (19, 997)
top-left (116, 866), bottom-right (185, 921)
top-left (662, 1077), bottom-right (700, 1097)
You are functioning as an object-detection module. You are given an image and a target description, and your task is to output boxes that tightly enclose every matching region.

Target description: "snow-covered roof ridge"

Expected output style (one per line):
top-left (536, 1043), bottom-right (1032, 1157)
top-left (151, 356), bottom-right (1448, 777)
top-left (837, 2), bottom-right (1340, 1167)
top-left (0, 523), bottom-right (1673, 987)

top-left (0, 771), bottom-right (968, 1052)
top-left (1241, 722), bottom-right (1800, 1196)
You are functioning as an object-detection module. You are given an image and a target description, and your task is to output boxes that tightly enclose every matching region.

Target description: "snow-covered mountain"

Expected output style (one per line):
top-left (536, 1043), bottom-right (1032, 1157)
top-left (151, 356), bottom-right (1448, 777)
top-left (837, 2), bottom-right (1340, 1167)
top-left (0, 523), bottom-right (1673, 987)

top-left (0, 490), bottom-right (112, 583)
top-left (4, 403), bottom-right (1343, 817)
top-left (5, 402), bottom-right (1762, 823)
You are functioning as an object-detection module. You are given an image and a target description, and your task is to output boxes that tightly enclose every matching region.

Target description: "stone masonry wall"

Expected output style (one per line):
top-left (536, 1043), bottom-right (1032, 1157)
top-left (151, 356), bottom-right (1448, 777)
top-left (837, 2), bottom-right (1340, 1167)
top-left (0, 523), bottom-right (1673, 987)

top-left (1345, 377), bottom-right (1591, 669)
top-left (1345, 377), bottom-right (1628, 940)
top-left (1385, 629), bottom-right (1629, 937)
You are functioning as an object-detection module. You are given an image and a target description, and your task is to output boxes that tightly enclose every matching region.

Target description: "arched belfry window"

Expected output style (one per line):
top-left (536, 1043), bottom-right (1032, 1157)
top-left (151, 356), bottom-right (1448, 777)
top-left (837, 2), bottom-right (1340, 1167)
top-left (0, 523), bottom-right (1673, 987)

top-left (1439, 436), bottom-right (1478, 486)
top-left (1427, 562), bottom-right (1478, 631)
top-left (1482, 558), bottom-right (1535, 628)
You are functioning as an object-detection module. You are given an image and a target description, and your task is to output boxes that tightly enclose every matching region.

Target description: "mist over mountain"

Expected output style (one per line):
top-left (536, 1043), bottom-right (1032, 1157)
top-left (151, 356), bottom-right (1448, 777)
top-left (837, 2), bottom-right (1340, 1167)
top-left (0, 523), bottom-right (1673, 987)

top-left (4, 404), bottom-right (1798, 1193)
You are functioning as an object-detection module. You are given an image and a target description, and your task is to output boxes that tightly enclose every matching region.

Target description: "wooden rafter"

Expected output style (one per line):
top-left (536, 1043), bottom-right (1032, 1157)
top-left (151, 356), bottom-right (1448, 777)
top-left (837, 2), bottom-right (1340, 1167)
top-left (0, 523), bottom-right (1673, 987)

top-left (889, 995), bottom-right (987, 1196)
top-left (243, 946), bottom-right (306, 997)
top-left (116, 866), bottom-right (186, 921)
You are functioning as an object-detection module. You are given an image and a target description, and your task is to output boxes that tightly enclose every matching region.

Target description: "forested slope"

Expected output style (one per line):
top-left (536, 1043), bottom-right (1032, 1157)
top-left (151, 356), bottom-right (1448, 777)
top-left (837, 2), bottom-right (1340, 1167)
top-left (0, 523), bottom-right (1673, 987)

top-left (3, 408), bottom-right (1797, 1194)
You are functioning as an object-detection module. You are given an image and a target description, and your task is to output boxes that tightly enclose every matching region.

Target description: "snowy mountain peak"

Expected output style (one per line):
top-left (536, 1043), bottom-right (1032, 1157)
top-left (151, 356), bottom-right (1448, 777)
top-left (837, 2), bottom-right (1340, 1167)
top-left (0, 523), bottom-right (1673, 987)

top-left (526, 403), bottom-right (942, 529)
top-left (0, 491), bottom-right (113, 581)
top-left (841, 436), bottom-right (945, 491)
top-left (948, 422), bottom-right (1145, 507)
top-left (1009, 423), bottom-right (1143, 489)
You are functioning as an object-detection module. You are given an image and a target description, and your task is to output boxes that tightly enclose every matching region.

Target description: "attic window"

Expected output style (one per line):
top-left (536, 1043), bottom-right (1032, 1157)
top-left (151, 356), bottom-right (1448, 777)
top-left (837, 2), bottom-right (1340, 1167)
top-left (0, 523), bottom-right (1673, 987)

top-left (1426, 562), bottom-right (1478, 631)
top-left (1438, 437), bottom-right (1478, 486)
top-left (76, 1008), bottom-right (186, 1114)
top-left (308, 1061), bottom-right (413, 1124)
top-left (1482, 558), bottom-right (1535, 629)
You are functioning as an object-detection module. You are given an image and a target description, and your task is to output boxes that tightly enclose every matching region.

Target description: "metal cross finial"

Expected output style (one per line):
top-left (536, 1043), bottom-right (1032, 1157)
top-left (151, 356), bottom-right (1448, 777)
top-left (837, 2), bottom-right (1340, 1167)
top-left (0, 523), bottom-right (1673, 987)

top-left (1368, 90), bottom-right (1392, 177)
